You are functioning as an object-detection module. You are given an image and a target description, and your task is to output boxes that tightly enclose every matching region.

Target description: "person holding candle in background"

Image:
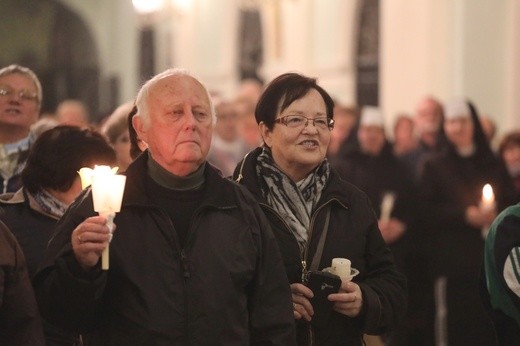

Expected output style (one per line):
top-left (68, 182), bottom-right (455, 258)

top-left (232, 73), bottom-right (407, 345)
top-left (332, 106), bottom-right (419, 345)
top-left (419, 98), bottom-right (516, 345)
top-left (33, 68), bottom-right (295, 345)
top-left (0, 125), bottom-right (116, 345)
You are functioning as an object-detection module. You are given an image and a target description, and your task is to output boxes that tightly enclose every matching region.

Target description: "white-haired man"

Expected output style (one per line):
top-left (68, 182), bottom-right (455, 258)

top-left (34, 69), bottom-right (296, 345)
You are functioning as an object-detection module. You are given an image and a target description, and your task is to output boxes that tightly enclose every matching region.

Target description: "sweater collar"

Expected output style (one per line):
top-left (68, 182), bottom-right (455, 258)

top-left (146, 152), bottom-right (205, 191)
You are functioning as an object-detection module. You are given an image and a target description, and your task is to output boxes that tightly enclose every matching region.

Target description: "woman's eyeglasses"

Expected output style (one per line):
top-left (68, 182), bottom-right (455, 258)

top-left (274, 115), bottom-right (334, 131)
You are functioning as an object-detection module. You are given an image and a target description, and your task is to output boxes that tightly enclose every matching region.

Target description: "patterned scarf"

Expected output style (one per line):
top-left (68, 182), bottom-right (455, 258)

top-left (256, 147), bottom-right (330, 252)
top-left (31, 188), bottom-right (68, 219)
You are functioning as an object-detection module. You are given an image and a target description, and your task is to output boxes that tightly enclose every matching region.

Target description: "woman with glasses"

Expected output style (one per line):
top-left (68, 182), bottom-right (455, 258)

top-left (233, 72), bottom-right (406, 345)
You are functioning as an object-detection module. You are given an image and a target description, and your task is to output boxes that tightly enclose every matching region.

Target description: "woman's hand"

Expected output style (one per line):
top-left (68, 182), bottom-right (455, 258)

top-left (328, 280), bottom-right (363, 317)
top-left (378, 218), bottom-right (406, 244)
top-left (465, 205), bottom-right (497, 229)
top-left (71, 215), bottom-right (114, 270)
top-left (290, 283), bottom-right (314, 321)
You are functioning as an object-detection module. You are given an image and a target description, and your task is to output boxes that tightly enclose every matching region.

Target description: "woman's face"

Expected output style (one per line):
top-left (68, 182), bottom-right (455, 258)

top-left (261, 89), bottom-right (330, 181)
top-left (444, 117), bottom-right (474, 149)
top-left (503, 144), bottom-right (520, 175)
top-left (113, 130), bottom-right (133, 171)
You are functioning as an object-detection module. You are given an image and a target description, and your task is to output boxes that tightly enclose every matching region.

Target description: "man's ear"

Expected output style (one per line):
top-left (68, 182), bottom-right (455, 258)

top-left (259, 121), bottom-right (272, 147)
top-left (132, 115), bottom-right (148, 144)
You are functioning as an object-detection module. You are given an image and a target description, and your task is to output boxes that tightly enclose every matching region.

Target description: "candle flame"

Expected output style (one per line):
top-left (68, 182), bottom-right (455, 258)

top-left (78, 166), bottom-right (119, 189)
top-left (482, 184), bottom-right (495, 202)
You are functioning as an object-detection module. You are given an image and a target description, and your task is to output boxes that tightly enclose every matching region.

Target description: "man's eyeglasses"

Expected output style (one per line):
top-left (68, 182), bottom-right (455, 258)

top-left (274, 115), bottom-right (334, 131)
top-left (0, 85), bottom-right (39, 102)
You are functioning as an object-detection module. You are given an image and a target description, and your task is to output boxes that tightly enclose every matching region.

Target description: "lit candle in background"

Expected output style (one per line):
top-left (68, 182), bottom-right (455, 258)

top-left (79, 165), bottom-right (126, 270)
top-left (480, 184), bottom-right (496, 212)
top-left (479, 183), bottom-right (496, 238)
top-left (380, 192), bottom-right (396, 224)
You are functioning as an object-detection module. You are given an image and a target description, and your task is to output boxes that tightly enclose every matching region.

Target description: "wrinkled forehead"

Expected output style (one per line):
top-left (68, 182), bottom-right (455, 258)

top-left (150, 75), bottom-right (209, 104)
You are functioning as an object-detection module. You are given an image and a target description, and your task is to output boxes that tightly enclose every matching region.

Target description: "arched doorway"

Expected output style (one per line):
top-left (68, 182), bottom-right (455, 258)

top-left (0, 0), bottom-right (104, 120)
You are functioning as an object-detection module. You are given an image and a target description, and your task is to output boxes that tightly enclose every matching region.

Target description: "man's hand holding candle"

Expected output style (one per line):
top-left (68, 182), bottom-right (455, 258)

top-left (71, 215), bottom-right (114, 271)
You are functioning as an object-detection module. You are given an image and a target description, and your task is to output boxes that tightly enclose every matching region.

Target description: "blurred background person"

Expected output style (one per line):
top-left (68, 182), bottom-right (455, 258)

top-left (0, 64), bottom-right (41, 193)
top-left (498, 130), bottom-right (520, 202)
top-left (29, 116), bottom-right (59, 139)
top-left (236, 99), bottom-right (262, 150)
top-left (327, 104), bottom-right (359, 166)
top-left (102, 101), bottom-right (134, 172)
top-left (334, 106), bottom-right (416, 271)
top-left (55, 99), bottom-right (90, 128)
top-left (207, 101), bottom-right (249, 176)
top-left (393, 113), bottom-right (418, 157)
top-left (0, 125), bottom-right (115, 345)
top-left (0, 220), bottom-right (45, 345)
top-left (480, 114), bottom-right (497, 148)
top-left (334, 106), bottom-right (419, 345)
top-left (400, 96), bottom-right (444, 181)
top-left (419, 98), bottom-right (516, 345)
top-left (235, 78), bottom-right (263, 106)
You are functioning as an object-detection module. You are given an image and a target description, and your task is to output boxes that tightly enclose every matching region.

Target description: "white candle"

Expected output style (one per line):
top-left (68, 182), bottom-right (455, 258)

top-left (380, 192), bottom-right (396, 223)
top-left (79, 165), bottom-right (126, 270)
top-left (331, 258), bottom-right (351, 279)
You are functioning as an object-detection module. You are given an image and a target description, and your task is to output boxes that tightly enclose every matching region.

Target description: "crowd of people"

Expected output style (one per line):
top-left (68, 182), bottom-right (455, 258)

top-left (0, 62), bottom-right (519, 345)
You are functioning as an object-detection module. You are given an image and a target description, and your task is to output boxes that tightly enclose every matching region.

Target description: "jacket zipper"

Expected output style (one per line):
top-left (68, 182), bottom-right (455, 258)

top-left (234, 150), bottom-right (252, 183)
top-left (261, 200), bottom-right (343, 346)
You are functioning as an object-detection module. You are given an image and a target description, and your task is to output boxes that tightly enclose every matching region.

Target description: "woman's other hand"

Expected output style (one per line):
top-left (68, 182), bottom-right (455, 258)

top-left (328, 280), bottom-right (363, 317)
top-left (290, 283), bottom-right (314, 321)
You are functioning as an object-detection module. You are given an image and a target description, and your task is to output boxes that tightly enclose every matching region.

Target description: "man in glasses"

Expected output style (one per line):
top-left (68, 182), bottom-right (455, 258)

top-left (0, 64), bottom-right (42, 193)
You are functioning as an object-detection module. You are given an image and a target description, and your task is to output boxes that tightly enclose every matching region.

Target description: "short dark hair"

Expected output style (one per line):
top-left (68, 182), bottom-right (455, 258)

top-left (499, 130), bottom-right (520, 157)
top-left (255, 72), bottom-right (335, 129)
top-left (22, 126), bottom-right (116, 193)
top-left (127, 105), bottom-right (143, 160)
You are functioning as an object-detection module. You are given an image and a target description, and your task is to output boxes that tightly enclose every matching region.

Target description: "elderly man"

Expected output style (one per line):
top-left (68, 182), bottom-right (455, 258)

top-left (0, 64), bottom-right (42, 193)
top-left (34, 69), bottom-right (295, 345)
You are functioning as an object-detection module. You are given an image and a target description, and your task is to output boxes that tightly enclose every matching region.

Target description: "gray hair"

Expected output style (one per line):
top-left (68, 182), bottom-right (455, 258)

top-left (135, 68), bottom-right (215, 126)
top-left (0, 64), bottom-right (43, 108)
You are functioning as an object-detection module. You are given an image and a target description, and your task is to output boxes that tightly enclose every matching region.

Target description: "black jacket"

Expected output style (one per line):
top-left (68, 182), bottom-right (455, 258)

top-left (0, 189), bottom-right (82, 346)
top-left (233, 148), bottom-right (407, 345)
top-left (34, 153), bottom-right (296, 345)
top-left (0, 221), bottom-right (45, 346)
top-left (333, 143), bottom-right (418, 270)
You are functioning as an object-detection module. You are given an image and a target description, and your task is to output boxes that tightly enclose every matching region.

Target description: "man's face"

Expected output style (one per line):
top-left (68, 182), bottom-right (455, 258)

top-left (0, 73), bottom-right (39, 131)
top-left (415, 99), bottom-right (442, 134)
top-left (358, 125), bottom-right (386, 156)
top-left (134, 75), bottom-right (213, 176)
